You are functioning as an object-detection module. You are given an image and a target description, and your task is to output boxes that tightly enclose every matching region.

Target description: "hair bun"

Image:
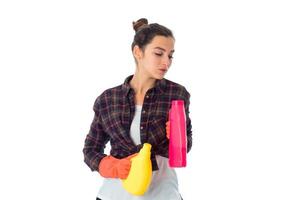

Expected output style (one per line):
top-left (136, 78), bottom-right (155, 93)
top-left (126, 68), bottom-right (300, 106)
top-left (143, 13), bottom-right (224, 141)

top-left (132, 18), bottom-right (148, 32)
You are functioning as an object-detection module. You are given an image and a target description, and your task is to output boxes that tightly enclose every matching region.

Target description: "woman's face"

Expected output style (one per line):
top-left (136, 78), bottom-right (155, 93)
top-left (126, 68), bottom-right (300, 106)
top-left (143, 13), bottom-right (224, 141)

top-left (135, 35), bottom-right (175, 80)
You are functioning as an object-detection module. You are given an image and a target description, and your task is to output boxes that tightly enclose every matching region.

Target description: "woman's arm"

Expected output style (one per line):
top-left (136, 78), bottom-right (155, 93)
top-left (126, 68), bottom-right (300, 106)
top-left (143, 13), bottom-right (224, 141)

top-left (83, 96), bottom-right (110, 172)
top-left (165, 87), bottom-right (192, 153)
top-left (184, 89), bottom-right (193, 153)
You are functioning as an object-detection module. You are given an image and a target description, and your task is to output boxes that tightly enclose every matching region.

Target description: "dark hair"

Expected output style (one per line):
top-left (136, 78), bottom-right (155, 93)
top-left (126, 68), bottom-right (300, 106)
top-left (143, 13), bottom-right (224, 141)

top-left (131, 18), bottom-right (174, 52)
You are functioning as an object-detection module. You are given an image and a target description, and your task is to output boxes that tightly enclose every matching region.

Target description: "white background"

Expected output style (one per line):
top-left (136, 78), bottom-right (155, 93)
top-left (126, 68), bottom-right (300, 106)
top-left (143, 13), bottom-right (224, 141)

top-left (0, 0), bottom-right (299, 199)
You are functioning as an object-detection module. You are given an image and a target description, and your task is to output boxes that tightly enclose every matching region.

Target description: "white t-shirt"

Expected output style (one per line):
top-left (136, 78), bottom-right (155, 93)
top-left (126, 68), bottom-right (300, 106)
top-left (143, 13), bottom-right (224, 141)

top-left (97, 105), bottom-right (182, 200)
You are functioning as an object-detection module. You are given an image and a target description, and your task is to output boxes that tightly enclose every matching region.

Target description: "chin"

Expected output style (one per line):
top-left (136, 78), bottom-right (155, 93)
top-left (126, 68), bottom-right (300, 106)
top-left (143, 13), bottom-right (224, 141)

top-left (155, 72), bottom-right (166, 79)
top-left (154, 75), bottom-right (164, 80)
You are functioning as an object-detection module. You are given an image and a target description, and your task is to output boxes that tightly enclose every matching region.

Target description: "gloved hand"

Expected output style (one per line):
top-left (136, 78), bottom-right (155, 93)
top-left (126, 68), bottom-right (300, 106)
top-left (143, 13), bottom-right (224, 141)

top-left (99, 154), bottom-right (137, 179)
top-left (166, 121), bottom-right (170, 139)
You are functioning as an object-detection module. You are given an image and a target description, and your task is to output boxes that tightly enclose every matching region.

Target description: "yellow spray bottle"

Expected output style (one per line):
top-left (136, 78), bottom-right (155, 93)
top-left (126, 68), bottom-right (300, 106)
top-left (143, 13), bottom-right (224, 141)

top-left (122, 143), bottom-right (152, 195)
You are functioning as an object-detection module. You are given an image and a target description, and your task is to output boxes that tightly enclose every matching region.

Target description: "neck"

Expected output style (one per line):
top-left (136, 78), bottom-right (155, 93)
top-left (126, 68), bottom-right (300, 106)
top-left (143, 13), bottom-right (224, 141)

top-left (129, 72), bottom-right (156, 95)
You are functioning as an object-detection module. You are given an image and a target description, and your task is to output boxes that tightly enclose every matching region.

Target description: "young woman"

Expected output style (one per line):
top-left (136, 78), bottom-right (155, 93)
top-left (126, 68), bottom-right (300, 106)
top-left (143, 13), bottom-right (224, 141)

top-left (83, 18), bottom-right (192, 200)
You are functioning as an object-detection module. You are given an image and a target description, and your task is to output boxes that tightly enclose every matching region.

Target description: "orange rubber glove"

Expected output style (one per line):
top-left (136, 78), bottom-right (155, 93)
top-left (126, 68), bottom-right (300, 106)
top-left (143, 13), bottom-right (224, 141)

top-left (99, 154), bottom-right (137, 179)
top-left (166, 120), bottom-right (170, 139)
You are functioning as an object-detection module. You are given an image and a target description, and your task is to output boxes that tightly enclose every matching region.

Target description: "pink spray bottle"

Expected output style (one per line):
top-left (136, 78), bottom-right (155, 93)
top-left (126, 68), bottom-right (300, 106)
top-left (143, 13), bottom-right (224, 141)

top-left (168, 100), bottom-right (187, 167)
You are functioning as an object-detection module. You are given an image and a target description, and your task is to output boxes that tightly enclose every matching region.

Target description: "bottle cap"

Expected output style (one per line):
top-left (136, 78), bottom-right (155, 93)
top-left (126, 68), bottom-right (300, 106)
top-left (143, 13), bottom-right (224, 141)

top-left (140, 143), bottom-right (152, 153)
top-left (172, 100), bottom-right (184, 106)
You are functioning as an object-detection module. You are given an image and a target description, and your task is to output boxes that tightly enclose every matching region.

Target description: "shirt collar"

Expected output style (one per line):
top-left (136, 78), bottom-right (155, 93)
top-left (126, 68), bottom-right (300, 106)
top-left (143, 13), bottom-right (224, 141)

top-left (122, 74), bottom-right (166, 96)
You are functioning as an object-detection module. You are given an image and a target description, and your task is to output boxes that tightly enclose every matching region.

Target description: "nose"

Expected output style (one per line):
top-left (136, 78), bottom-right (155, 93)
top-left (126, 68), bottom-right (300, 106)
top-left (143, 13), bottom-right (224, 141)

top-left (162, 58), bottom-right (171, 69)
top-left (162, 63), bottom-right (169, 69)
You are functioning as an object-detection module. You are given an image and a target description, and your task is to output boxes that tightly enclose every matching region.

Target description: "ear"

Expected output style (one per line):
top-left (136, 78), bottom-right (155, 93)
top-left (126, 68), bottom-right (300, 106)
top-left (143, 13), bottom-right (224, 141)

top-left (133, 45), bottom-right (143, 60)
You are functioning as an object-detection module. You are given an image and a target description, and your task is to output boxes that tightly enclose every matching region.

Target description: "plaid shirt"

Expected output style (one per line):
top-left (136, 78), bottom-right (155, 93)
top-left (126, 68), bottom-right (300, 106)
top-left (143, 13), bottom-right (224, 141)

top-left (83, 75), bottom-right (192, 171)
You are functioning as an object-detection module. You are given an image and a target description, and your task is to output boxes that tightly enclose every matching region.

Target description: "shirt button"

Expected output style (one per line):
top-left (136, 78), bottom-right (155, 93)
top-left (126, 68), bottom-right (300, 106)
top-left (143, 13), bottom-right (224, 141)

top-left (140, 126), bottom-right (144, 130)
top-left (142, 110), bottom-right (146, 114)
top-left (146, 95), bottom-right (149, 98)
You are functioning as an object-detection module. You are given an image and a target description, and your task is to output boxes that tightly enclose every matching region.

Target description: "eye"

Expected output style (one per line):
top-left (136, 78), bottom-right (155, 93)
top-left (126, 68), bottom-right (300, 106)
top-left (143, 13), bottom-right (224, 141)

top-left (155, 53), bottom-right (174, 59)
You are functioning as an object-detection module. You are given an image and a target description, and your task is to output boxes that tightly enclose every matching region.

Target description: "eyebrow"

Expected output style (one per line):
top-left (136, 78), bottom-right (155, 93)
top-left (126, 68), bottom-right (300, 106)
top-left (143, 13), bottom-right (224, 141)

top-left (154, 47), bottom-right (175, 53)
